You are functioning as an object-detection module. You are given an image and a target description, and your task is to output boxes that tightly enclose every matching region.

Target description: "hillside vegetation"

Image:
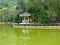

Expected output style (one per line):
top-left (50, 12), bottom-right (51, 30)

top-left (0, 0), bottom-right (60, 24)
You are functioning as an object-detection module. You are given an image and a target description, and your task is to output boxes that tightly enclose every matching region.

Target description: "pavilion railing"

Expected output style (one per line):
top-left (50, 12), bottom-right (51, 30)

top-left (13, 23), bottom-right (60, 26)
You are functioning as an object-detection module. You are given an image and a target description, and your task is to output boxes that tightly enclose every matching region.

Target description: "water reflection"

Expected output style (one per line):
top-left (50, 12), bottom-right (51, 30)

top-left (14, 29), bottom-right (60, 45)
top-left (1, 24), bottom-right (60, 45)
top-left (22, 30), bottom-right (30, 36)
top-left (20, 30), bottom-right (31, 45)
top-left (20, 30), bottom-right (31, 40)
top-left (14, 29), bottom-right (31, 45)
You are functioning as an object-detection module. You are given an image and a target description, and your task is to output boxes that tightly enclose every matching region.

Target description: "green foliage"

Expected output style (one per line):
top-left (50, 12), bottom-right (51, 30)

top-left (14, 14), bottom-right (21, 23)
top-left (39, 10), bottom-right (51, 24)
top-left (0, 0), bottom-right (60, 24)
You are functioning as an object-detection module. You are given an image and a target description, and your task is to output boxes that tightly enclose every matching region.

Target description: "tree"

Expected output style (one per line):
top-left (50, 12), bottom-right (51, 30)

top-left (16, 0), bottom-right (60, 23)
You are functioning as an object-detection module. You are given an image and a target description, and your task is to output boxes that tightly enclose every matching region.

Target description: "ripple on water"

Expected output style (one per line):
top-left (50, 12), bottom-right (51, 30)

top-left (3, 33), bottom-right (7, 36)
top-left (12, 43), bottom-right (16, 45)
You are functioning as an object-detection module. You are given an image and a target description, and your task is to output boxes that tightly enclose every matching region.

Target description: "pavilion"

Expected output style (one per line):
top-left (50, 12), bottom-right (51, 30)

top-left (19, 12), bottom-right (30, 23)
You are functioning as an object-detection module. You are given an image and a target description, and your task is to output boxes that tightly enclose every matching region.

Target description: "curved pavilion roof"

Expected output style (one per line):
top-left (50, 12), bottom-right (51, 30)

top-left (19, 12), bottom-right (30, 17)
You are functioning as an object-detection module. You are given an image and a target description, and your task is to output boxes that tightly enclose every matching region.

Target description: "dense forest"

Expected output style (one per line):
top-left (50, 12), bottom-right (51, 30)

top-left (0, 0), bottom-right (60, 24)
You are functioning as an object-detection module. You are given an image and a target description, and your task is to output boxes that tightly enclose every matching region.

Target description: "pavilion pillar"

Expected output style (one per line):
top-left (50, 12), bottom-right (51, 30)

top-left (22, 17), bottom-right (26, 23)
top-left (28, 17), bottom-right (29, 23)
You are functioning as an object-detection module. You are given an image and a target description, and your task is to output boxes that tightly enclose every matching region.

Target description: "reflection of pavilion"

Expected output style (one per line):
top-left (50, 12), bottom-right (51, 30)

top-left (19, 12), bottom-right (30, 23)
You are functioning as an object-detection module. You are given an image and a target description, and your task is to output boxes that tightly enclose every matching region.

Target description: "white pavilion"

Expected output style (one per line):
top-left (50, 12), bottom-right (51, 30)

top-left (13, 12), bottom-right (31, 28)
top-left (19, 12), bottom-right (30, 24)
